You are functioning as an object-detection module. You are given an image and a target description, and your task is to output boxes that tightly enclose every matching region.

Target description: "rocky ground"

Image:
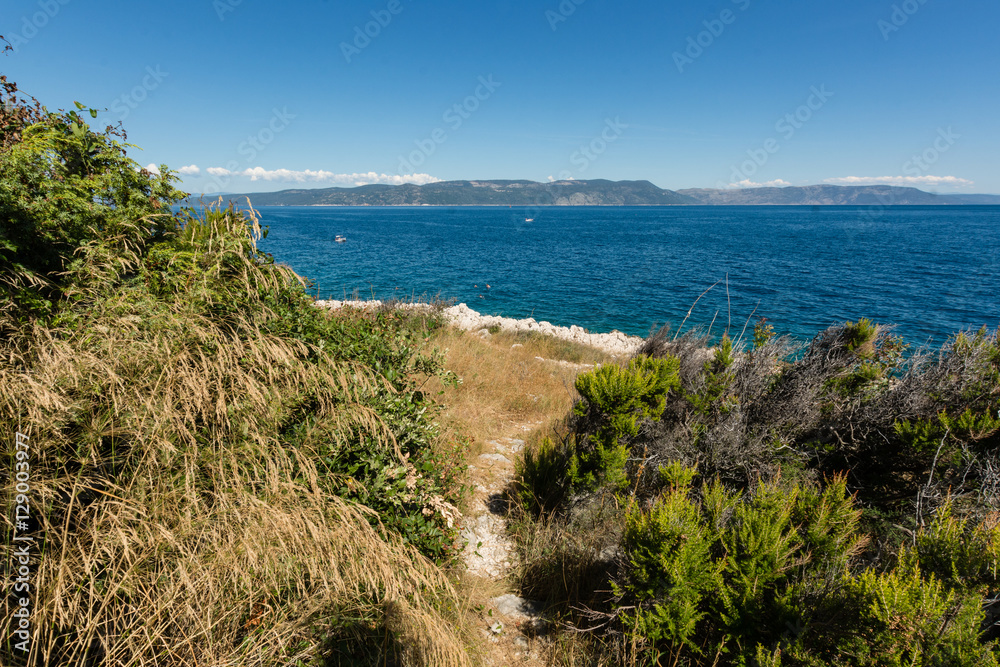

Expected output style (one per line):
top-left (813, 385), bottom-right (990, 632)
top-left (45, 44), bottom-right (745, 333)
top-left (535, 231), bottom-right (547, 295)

top-left (462, 420), bottom-right (552, 665)
top-left (314, 299), bottom-right (644, 357)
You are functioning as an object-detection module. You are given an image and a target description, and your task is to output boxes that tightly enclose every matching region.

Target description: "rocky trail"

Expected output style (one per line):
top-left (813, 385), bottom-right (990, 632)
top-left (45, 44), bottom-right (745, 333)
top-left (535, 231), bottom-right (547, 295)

top-left (461, 419), bottom-right (552, 666)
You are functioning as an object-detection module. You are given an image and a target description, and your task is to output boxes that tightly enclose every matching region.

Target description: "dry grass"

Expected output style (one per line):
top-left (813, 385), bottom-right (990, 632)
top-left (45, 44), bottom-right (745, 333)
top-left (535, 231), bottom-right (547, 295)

top-left (411, 325), bottom-right (616, 666)
top-left (424, 326), bottom-right (612, 448)
top-left (0, 310), bottom-right (476, 666)
top-left (0, 208), bottom-right (478, 666)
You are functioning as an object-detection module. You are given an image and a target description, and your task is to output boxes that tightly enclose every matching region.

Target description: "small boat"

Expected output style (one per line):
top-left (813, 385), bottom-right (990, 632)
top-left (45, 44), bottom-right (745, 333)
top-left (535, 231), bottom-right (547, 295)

top-left (525, 218), bottom-right (534, 222)
top-left (335, 235), bottom-right (347, 243)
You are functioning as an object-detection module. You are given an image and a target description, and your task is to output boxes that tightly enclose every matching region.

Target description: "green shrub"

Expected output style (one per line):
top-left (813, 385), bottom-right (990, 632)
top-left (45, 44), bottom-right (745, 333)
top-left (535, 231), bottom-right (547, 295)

top-left (615, 472), bottom-right (1000, 665)
top-left (685, 334), bottom-right (738, 416)
top-left (0, 85), bottom-right (183, 326)
top-left (617, 475), bottom-right (874, 664)
top-left (574, 356), bottom-right (681, 441)
top-left (835, 558), bottom-right (996, 667)
top-left (618, 466), bottom-right (717, 654)
top-left (515, 435), bottom-right (575, 514)
top-left (843, 317), bottom-right (879, 357)
top-left (570, 355), bottom-right (680, 490)
top-left (514, 314), bottom-right (1000, 664)
top-left (753, 319), bottom-right (777, 351)
top-left (0, 77), bottom-right (478, 664)
top-left (657, 460), bottom-right (697, 490)
top-left (913, 498), bottom-right (1000, 590)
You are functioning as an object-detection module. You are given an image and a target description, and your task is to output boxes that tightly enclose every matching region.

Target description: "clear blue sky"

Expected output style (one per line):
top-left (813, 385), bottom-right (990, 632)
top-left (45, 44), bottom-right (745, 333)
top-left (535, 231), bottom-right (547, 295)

top-left (3, 0), bottom-right (997, 194)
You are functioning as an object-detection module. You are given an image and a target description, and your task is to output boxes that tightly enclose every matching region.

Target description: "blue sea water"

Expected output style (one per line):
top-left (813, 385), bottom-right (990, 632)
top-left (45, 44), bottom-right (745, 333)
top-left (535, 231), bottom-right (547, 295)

top-left (249, 205), bottom-right (1000, 346)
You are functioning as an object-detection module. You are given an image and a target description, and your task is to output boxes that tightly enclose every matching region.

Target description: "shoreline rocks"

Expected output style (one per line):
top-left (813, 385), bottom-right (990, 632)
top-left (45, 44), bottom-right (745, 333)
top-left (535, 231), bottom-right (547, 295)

top-left (313, 299), bottom-right (644, 357)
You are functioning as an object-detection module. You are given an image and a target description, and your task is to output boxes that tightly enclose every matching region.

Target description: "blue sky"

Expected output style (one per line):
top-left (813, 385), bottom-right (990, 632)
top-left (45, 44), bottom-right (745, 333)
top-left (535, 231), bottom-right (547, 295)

top-left (3, 0), bottom-right (997, 194)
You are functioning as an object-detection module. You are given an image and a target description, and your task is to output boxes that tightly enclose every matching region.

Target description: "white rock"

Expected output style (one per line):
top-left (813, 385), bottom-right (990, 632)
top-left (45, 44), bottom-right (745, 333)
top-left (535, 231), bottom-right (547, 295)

top-left (317, 300), bottom-right (643, 357)
top-left (492, 594), bottom-right (544, 619)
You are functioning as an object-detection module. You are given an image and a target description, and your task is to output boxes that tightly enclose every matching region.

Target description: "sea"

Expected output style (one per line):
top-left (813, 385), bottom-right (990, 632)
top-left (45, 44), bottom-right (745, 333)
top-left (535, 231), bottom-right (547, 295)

top-left (240, 205), bottom-right (1000, 348)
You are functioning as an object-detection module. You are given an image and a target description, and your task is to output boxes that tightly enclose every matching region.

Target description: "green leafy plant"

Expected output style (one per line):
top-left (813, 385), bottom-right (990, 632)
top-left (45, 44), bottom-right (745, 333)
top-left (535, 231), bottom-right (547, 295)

top-left (570, 355), bottom-right (680, 490)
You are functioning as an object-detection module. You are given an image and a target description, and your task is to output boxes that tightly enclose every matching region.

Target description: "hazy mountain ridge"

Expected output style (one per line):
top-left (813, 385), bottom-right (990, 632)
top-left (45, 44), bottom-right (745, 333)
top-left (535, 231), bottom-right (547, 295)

top-left (188, 180), bottom-right (1000, 207)
top-left (202, 179), bottom-right (694, 207)
top-left (679, 184), bottom-right (957, 205)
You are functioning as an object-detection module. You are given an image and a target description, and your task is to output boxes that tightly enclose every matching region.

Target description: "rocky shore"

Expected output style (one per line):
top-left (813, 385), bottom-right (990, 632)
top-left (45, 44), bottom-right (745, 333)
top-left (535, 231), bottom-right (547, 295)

top-left (314, 300), bottom-right (644, 357)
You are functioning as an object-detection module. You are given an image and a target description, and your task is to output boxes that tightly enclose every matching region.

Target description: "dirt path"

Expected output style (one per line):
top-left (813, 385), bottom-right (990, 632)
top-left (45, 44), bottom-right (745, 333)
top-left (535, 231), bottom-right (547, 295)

top-left (461, 419), bottom-right (551, 666)
top-left (422, 326), bottom-right (614, 666)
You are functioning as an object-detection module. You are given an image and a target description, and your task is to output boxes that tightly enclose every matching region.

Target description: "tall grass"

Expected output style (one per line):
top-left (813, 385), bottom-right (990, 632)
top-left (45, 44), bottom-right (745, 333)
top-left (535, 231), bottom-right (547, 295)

top-left (0, 205), bottom-right (474, 665)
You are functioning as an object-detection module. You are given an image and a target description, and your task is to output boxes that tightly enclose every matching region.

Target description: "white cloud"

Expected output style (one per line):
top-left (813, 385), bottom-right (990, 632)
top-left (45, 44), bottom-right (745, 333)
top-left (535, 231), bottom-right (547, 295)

top-left (823, 175), bottom-right (974, 188)
top-left (144, 163), bottom-right (161, 175)
top-left (725, 178), bottom-right (792, 189)
top-left (177, 164), bottom-right (201, 175)
top-left (202, 167), bottom-right (441, 186)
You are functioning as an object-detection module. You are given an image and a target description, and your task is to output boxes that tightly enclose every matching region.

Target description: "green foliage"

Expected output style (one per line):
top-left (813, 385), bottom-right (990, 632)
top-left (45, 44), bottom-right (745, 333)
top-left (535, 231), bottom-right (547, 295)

top-left (570, 356), bottom-right (680, 491)
top-left (515, 435), bottom-right (574, 514)
top-left (895, 407), bottom-right (1000, 481)
top-left (613, 475), bottom-right (1000, 666)
top-left (0, 81), bottom-right (466, 562)
top-left (827, 321), bottom-right (907, 398)
top-left (0, 89), bottom-right (184, 325)
top-left (753, 318), bottom-right (776, 351)
top-left (789, 474), bottom-right (865, 574)
top-left (619, 477), bottom-right (717, 653)
top-left (515, 314), bottom-right (1000, 664)
top-left (574, 356), bottom-right (681, 441)
top-left (836, 558), bottom-right (996, 667)
top-left (657, 460), bottom-right (698, 490)
top-left (569, 439), bottom-right (631, 492)
top-left (686, 334), bottom-right (739, 417)
top-left (952, 327), bottom-right (1000, 401)
top-left (843, 318), bottom-right (878, 358)
top-left (912, 499), bottom-right (1000, 590)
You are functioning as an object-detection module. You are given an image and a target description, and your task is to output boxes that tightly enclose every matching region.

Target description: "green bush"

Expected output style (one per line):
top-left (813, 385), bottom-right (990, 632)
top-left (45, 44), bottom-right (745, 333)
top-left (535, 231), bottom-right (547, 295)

top-left (617, 467), bottom-right (717, 654)
top-left (686, 334), bottom-right (738, 417)
top-left (834, 559), bottom-right (996, 667)
top-left (616, 473), bottom-right (999, 665)
top-left (912, 499), bottom-right (1000, 590)
top-left (0, 82), bottom-right (183, 325)
top-left (570, 355), bottom-right (680, 490)
top-left (515, 434), bottom-right (575, 514)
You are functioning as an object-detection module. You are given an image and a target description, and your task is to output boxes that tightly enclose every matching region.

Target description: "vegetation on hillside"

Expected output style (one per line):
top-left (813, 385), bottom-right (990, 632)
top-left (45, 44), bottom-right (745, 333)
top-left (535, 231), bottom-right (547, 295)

top-left (0, 76), bottom-right (473, 666)
top-left (514, 319), bottom-right (1000, 665)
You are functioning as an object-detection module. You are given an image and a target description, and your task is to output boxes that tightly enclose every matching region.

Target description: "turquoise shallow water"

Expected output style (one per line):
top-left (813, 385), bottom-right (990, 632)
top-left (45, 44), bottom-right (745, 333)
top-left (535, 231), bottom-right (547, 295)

top-left (246, 205), bottom-right (1000, 345)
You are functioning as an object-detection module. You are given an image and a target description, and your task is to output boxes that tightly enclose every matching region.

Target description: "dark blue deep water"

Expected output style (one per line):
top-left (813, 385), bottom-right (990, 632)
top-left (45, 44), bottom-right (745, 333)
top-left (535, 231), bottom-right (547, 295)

top-left (249, 205), bottom-right (1000, 345)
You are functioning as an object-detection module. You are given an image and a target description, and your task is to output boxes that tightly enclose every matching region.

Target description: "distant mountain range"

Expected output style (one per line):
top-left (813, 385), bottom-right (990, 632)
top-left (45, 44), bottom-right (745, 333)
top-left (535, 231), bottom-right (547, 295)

top-left (185, 180), bottom-right (1000, 207)
top-left (676, 185), bottom-right (1000, 206)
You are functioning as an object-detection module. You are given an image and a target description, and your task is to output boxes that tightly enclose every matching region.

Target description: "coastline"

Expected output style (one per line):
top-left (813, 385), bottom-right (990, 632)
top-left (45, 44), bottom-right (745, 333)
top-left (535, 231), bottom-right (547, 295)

top-left (314, 300), bottom-right (644, 357)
